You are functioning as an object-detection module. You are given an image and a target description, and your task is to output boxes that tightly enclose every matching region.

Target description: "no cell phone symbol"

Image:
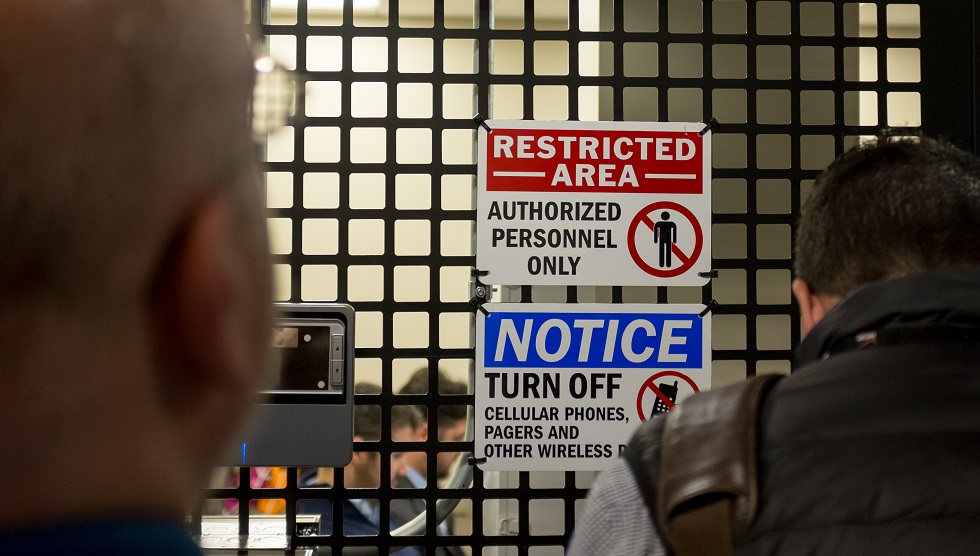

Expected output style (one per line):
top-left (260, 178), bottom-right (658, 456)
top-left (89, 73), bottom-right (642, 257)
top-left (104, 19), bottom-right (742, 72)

top-left (636, 370), bottom-right (700, 421)
top-left (628, 201), bottom-right (703, 278)
top-left (649, 380), bottom-right (678, 415)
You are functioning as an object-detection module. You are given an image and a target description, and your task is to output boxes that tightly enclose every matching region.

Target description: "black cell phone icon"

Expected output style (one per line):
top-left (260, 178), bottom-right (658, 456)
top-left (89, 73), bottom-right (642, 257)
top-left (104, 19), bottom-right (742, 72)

top-left (651, 380), bottom-right (679, 415)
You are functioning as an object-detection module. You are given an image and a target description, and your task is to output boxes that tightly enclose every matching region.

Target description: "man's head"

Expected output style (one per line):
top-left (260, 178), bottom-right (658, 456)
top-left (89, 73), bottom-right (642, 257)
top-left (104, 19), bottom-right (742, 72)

top-left (346, 383), bottom-right (423, 490)
top-left (793, 135), bottom-right (980, 332)
top-left (0, 1), bottom-right (271, 527)
top-left (399, 369), bottom-right (469, 479)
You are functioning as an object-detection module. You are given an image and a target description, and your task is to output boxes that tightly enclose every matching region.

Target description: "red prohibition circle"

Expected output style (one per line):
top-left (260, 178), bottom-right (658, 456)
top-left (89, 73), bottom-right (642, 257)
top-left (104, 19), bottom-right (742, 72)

top-left (636, 370), bottom-right (700, 422)
top-left (627, 201), bottom-right (703, 278)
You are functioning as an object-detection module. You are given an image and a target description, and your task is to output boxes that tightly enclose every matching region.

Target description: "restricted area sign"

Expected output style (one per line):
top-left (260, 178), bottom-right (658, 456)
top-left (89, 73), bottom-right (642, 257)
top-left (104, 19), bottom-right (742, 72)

top-left (475, 303), bottom-right (712, 472)
top-left (476, 120), bottom-right (712, 286)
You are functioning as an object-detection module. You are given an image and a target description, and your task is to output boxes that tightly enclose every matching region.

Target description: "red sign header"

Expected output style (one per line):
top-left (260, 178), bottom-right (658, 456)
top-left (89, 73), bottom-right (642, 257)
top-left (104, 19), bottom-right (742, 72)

top-left (486, 128), bottom-right (703, 194)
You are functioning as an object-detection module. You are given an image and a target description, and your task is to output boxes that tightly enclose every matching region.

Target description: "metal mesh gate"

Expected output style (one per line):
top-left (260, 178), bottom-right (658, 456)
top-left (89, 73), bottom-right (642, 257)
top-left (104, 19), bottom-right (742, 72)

top-left (200, 1), bottom-right (973, 554)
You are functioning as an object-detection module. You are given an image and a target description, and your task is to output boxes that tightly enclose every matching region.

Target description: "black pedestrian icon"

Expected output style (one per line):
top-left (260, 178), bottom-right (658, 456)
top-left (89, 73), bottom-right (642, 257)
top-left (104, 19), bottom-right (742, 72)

top-left (650, 380), bottom-right (678, 416)
top-left (653, 212), bottom-right (678, 268)
top-left (628, 201), bottom-right (705, 279)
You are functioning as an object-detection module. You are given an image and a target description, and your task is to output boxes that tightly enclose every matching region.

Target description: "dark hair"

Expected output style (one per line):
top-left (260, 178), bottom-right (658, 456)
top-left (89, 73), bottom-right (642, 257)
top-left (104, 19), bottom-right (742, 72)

top-left (392, 403), bottom-right (424, 432)
top-left (795, 135), bottom-right (980, 296)
top-left (353, 382), bottom-right (422, 440)
top-left (398, 368), bottom-right (468, 430)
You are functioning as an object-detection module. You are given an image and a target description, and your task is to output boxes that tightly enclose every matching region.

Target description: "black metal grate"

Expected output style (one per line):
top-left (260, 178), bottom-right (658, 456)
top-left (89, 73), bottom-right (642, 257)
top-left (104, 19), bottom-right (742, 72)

top-left (200, 1), bottom-right (973, 554)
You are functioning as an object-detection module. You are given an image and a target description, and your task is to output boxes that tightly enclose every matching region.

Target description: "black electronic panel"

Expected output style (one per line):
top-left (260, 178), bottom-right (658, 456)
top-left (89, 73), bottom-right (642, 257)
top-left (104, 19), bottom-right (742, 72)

top-left (231, 303), bottom-right (355, 467)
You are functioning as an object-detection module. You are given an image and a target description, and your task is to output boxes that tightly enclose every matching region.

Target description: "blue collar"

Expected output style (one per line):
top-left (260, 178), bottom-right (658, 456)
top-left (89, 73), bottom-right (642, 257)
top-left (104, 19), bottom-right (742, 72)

top-left (405, 466), bottom-right (427, 489)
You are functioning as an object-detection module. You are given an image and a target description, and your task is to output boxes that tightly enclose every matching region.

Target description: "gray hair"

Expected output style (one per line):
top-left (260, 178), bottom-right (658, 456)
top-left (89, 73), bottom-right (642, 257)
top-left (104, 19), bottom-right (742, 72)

top-left (0, 1), bottom-right (260, 314)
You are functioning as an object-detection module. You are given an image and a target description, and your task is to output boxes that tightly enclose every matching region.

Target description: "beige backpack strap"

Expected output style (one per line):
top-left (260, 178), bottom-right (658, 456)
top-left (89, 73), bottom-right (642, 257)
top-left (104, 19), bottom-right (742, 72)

top-left (656, 374), bottom-right (782, 556)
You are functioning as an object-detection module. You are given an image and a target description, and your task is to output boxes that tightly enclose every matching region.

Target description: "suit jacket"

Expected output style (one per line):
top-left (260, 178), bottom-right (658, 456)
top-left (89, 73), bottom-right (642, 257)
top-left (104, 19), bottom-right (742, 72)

top-left (391, 475), bottom-right (466, 556)
top-left (297, 474), bottom-right (423, 556)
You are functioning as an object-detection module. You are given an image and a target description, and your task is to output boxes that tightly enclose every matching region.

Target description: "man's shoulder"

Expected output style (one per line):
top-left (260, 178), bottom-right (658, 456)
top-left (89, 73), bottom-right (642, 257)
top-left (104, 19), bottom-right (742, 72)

top-left (588, 458), bottom-right (647, 505)
top-left (624, 412), bottom-right (670, 458)
top-left (297, 494), bottom-right (335, 512)
top-left (567, 458), bottom-right (666, 556)
top-left (0, 519), bottom-right (202, 556)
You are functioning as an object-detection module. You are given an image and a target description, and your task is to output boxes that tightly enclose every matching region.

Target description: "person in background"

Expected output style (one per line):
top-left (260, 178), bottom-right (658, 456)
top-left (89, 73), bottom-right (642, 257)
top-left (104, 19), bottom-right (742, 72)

top-left (298, 383), bottom-right (423, 556)
top-left (568, 135), bottom-right (980, 555)
top-left (0, 2), bottom-right (272, 554)
top-left (391, 368), bottom-right (469, 556)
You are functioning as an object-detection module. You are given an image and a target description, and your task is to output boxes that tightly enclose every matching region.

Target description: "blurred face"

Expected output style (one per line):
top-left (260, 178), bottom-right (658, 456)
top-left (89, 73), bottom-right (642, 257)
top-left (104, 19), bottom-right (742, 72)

top-left (435, 418), bottom-right (468, 478)
top-left (389, 424), bottom-right (414, 487)
top-left (350, 452), bottom-right (382, 490)
top-left (401, 423), bottom-right (428, 476)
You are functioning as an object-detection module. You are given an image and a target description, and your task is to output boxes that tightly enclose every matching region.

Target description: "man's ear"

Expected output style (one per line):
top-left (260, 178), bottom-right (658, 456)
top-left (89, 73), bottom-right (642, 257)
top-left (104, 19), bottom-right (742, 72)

top-left (792, 279), bottom-right (838, 335)
top-left (149, 193), bottom-right (264, 414)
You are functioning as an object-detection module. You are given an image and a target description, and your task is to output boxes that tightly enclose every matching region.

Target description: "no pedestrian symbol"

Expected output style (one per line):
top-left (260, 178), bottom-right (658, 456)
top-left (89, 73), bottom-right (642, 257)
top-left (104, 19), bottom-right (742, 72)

top-left (636, 370), bottom-right (700, 421)
top-left (627, 201), bottom-right (704, 279)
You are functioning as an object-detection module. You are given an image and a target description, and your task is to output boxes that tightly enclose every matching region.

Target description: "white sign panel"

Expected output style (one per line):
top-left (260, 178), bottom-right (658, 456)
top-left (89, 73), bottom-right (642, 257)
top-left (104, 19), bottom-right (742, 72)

top-left (475, 303), bottom-right (711, 472)
top-left (476, 120), bottom-right (712, 286)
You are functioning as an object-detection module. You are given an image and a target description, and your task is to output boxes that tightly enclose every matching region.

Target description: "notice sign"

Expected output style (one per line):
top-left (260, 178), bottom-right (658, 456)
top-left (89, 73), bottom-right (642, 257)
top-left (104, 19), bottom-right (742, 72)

top-left (475, 303), bottom-right (711, 472)
top-left (476, 120), bottom-right (712, 286)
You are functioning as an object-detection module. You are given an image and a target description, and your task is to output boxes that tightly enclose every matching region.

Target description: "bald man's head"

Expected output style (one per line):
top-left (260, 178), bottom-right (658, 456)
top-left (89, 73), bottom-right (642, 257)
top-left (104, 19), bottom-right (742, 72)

top-left (0, 1), bottom-right (273, 527)
top-left (0, 1), bottom-right (259, 309)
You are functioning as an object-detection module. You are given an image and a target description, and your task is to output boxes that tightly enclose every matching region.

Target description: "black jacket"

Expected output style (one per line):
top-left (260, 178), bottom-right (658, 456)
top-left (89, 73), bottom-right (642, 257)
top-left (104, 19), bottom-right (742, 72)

top-left (635, 267), bottom-right (980, 554)
top-left (743, 267), bottom-right (980, 553)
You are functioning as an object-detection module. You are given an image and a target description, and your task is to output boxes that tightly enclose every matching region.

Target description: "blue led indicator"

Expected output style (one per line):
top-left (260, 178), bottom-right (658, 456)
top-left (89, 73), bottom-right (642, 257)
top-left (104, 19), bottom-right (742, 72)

top-left (241, 443), bottom-right (247, 464)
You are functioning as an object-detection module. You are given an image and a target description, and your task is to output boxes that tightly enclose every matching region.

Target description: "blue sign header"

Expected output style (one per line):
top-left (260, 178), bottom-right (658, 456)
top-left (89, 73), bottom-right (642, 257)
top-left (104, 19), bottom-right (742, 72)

top-left (483, 311), bottom-right (702, 369)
